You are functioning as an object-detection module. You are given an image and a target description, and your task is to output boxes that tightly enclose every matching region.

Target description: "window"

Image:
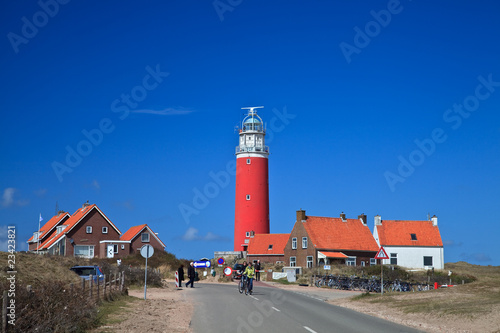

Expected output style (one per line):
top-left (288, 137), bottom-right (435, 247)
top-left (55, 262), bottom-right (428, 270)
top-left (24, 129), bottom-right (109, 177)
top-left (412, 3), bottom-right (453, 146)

top-left (346, 257), bottom-right (356, 266)
top-left (306, 256), bottom-right (313, 268)
top-left (370, 258), bottom-right (377, 266)
top-left (361, 261), bottom-right (366, 267)
top-left (268, 244), bottom-right (273, 250)
top-left (390, 253), bottom-right (398, 265)
top-left (246, 194), bottom-right (251, 200)
top-left (86, 226), bottom-right (92, 234)
top-left (102, 227), bottom-right (108, 234)
top-left (291, 237), bottom-right (297, 249)
top-left (290, 257), bottom-right (296, 267)
top-left (410, 233), bottom-right (417, 240)
top-left (246, 159), bottom-right (251, 164)
top-left (113, 244), bottom-right (118, 254)
top-left (423, 256), bottom-right (433, 266)
top-left (74, 245), bottom-right (94, 258)
top-left (245, 232), bottom-right (250, 237)
top-left (141, 233), bottom-right (150, 242)
top-left (302, 237), bottom-right (308, 249)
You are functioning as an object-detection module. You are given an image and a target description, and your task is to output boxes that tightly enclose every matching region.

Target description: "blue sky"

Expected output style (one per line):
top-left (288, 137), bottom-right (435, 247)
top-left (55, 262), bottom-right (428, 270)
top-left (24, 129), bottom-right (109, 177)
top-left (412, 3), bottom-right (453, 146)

top-left (1, 1), bottom-right (499, 265)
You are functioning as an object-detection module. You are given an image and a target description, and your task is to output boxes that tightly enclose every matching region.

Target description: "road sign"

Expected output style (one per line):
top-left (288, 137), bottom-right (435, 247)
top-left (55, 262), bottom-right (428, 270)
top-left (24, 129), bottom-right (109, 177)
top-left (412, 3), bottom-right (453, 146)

top-left (323, 265), bottom-right (331, 270)
top-left (375, 246), bottom-right (389, 260)
top-left (217, 257), bottom-right (225, 265)
top-left (140, 245), bottom-right (154, 258)
top-left (193, 260), bottom-right (211, 268)
top-left (223, 267), bottom-right (232, 276)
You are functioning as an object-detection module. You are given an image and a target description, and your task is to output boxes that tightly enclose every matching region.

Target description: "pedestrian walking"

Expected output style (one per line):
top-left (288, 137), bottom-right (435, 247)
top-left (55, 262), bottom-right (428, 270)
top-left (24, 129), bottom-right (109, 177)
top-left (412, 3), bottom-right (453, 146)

top-left (255, 260), bottom-right (261, 281)
top-left (185, 262), bottom-right (195, 288)
top-left (177, 264), bottom-right (185, 287)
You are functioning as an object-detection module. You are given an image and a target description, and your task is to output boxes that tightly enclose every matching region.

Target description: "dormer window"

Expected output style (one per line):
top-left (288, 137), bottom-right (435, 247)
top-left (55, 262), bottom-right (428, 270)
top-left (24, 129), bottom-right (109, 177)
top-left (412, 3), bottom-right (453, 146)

top-left (268, 244), bottom-right (273, 250)
top-left (410, 233), bottom-right (417, 241)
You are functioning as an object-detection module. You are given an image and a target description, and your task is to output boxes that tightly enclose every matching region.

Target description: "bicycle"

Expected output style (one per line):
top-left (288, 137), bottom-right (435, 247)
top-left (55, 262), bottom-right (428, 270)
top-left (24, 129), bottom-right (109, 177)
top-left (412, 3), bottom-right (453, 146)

top-left (238, 275), bottom-right (247, 294)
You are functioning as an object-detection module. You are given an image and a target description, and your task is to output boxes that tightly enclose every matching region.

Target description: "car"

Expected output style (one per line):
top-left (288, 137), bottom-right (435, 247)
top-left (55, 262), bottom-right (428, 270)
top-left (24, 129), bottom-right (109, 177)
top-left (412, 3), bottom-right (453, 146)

top-left (233, 263), bottom-right (244, 280)
top-left (70, 265), bottom-right (104, 282)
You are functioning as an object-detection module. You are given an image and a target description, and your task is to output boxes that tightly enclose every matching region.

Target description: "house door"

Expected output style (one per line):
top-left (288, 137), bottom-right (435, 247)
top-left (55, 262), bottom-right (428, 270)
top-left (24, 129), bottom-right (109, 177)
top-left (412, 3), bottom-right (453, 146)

top-left (107, 245), bottom-right (114, 258)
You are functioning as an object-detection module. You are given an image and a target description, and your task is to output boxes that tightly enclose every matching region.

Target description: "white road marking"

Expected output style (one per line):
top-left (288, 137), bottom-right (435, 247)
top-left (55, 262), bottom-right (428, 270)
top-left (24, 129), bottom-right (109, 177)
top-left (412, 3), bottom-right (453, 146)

top-left (250, 295), bottom-right (258, 300)
top-left (272, 307), bottom-right (280, 312)
top-left (304, 326), bottom-right (317, 333)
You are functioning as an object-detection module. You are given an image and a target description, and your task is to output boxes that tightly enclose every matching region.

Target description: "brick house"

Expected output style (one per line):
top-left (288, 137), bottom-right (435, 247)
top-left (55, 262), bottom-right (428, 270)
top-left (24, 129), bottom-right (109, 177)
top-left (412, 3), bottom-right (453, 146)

top-left (32, 203), bottom-right (167, 259)
top-left (38, 203), bottom-right (122, 258)
top-left (118, 224), bottom-right (166, 255)
top-left (246, 233), bottom-right (290, 264)
top-left (28, 211), bottom-right (70, 251)
top-left (373, 215), bottom-right (444, 269)
top-left (283, 210), bottom-right (379, 268)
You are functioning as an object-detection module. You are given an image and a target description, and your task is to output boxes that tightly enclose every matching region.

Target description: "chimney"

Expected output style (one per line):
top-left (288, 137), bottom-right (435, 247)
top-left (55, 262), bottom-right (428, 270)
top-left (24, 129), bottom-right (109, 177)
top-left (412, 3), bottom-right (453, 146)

top-left (340, 212), bottom-right (347, 222)
top-left (82, 200), bottom-right (90, 208)
top-left (297, 209), bottom-right (306, 222)
top-left (431, 215), bottom-right (438, 226)
top-left (374, 215), bottom-right (382, 226)
top-left (358, 213), bottom-right (367, 225)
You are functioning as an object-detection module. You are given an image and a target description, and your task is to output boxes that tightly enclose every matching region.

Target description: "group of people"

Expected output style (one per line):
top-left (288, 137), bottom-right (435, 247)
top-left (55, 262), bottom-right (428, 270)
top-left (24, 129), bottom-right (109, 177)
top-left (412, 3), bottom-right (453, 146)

top-left (176, 259), bottom-right (262, 292)
top-left (177, 262), bottom-right (196, 288)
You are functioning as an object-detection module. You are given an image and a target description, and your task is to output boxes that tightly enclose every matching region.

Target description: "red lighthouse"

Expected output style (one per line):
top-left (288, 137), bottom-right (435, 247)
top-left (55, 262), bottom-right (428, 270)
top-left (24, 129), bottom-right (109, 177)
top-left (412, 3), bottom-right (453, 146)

top-left (234, 106), bottom-right (270, 251)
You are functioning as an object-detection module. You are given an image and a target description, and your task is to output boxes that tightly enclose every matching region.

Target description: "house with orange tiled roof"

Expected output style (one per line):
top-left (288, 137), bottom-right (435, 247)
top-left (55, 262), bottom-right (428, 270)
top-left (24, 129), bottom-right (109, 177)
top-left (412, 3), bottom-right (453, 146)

top-left (27, 211), bottom-right (70, 251)
top-left (116, 224), bottom-right (166, 255)
top-left (246, 233), bottom-right (290, 264)
top-left (31, 203), bottom-right (167, 259)
top-left (373, 215), bottom-right (444, 269)
top-left (283, 210), bottom-right (379, 268)
top-left (36, 202), bottom-right (122, 258)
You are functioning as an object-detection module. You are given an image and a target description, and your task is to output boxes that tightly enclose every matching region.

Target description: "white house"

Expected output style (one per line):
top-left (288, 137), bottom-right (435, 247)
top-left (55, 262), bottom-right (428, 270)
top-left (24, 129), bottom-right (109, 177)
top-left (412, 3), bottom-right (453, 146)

top-left (373, 215), bottom-right (444, 270)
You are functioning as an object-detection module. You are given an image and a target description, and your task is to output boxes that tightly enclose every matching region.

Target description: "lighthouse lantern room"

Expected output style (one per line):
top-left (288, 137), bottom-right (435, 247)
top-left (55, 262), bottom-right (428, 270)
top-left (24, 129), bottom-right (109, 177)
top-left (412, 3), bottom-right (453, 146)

top-left (234, 107), bottom-right (270, 251)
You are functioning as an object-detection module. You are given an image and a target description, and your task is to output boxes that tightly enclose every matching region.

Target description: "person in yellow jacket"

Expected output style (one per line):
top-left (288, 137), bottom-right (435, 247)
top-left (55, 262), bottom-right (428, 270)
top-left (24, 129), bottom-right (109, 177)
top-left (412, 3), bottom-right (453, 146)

top-left (243, 261), bottom-right (256, 294)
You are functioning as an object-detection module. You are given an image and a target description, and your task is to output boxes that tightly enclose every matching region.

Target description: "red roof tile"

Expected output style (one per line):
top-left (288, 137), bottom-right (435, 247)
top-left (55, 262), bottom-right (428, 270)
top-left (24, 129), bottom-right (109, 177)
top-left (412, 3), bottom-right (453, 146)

top-left (120, 224), bottom-right (166, 248)
top-left (247, 233), bottom-right (290, 255)
top-left (303, 216), bottom-right (379, 252)
top-left (40, 204), bottom-right (122, 250)
top-left (28, 212), bottom-right (69, 243)
top-left (376, 220), bottom-right (443, 247)
top-left (319, 251), bottom-right (348, 258)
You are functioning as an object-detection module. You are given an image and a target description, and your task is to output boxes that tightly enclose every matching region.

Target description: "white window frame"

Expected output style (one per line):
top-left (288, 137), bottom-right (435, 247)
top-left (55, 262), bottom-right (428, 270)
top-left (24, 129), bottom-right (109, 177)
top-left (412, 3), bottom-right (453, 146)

top-left (423, 256), bottom-right (433, 266)
top-left (74, 245), bottom-right (95, 258)
top-left (291, 237), bottom-right (297, 249)
top-left (390, 253), bottom-right (398, 265)
top-left (102, 226), bottom-right (108, 234)
top-left (370, 258), bottom-right (377, 266)
top-left (346, 257), bottom-right (356, 266)
top-left (86, 226), bottom-right (92, 234)
top-left (290, 256), bottom-right (296, 267)
top-left (246, 159), bottom-right (251, 164)
top-left (306, 256), bottom-right (313, 268)
top-left (113, 244), bottom-right (118, 254)
top-left (141, 232), bottom-right (150, 242)
top-left (245, 231), bottom-right (250, 237)
top-left (302, 237), bottom-right (308, 249)
top-left (246, 194), bottom-right (251, 200)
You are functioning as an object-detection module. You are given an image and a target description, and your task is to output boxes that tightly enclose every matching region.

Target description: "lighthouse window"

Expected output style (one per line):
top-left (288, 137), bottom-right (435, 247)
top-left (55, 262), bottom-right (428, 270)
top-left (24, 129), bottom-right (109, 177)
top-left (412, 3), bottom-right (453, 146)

top-left (246, 159), bottom-right (251, 164)
top-left (246, 195), bottom-right (251, 200)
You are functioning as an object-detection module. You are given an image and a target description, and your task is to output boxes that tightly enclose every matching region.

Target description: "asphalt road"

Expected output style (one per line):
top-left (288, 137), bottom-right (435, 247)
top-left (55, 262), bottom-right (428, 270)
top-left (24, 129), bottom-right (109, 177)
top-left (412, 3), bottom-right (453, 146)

top-left (189, 282), bottom-right (423, 333)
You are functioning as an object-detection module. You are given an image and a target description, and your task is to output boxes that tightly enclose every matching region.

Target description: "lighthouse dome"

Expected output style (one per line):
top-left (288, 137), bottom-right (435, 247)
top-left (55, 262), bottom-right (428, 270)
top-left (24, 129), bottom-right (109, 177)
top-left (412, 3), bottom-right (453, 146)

top-left (242, 115), bottom-right (263, 132)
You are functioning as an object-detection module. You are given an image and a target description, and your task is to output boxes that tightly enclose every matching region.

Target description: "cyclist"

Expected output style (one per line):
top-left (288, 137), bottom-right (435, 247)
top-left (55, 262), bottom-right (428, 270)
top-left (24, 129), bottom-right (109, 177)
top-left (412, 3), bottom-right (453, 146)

top-left (243, 261), bottom-right (256, 294)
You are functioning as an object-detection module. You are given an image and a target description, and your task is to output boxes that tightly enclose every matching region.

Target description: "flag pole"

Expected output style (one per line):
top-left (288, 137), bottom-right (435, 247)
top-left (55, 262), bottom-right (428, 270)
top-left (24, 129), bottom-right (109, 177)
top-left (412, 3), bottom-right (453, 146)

top-left (37, 213), bottom-right (42, 254)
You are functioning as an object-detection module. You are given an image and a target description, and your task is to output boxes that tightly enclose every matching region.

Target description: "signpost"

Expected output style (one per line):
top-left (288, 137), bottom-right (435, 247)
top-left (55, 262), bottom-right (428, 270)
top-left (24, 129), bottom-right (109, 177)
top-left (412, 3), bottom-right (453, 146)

top-left (374, 246), bottom-right (389, 295)
top-left (193, 260), bottom-right (211, 268)
top-left (140, 245), bottom-right (154, 299)
top-left (217, 257), bottom-right (225, 265)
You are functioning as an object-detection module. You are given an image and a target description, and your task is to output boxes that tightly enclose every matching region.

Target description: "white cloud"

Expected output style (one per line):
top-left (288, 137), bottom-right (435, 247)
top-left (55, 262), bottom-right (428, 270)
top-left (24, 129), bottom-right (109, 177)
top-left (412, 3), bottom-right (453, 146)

top-left (91, 180), bottom-right (100, 190)
top-left (181, 227), bottom-right (229, 242)
top-left (131, 107), bottom-right (193, 116)
top-left (1, 188), bottom-right (29, 208)
top-left (34, 188), bottom-right (48, 197)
